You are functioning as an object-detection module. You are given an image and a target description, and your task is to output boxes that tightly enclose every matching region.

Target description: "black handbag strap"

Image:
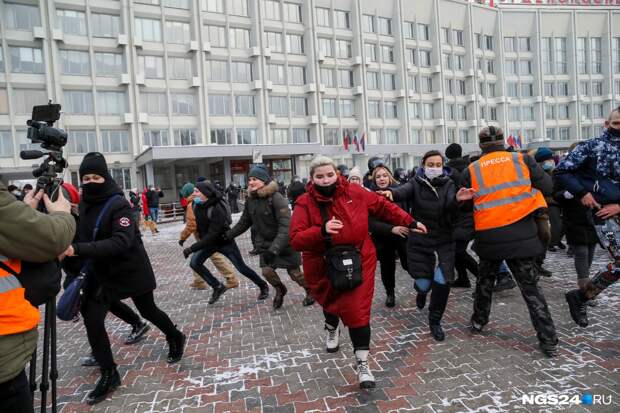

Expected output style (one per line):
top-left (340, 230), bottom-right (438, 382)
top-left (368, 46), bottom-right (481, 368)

top-left (0, 260), bottom-right (18, 277)
top-left (317, 203), bottom-right (333, 249)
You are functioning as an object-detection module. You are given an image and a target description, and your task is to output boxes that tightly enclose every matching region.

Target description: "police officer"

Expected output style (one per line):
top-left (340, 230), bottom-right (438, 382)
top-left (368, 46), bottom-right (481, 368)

top-left (0, 181), bottom-right (75, 413)
top-left (456, 126), bottom-right (559, 357)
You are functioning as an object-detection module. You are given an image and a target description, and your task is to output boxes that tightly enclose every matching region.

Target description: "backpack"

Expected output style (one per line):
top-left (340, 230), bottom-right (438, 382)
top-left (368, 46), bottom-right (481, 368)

top-left (207, 198), bottom-right (233, 225)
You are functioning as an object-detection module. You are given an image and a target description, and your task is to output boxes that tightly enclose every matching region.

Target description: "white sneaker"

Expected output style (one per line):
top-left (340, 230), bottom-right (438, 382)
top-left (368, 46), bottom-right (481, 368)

top-left (355, 350), bottom-right (375, 389)
top-left (325, 323), bottom-right (340, 353)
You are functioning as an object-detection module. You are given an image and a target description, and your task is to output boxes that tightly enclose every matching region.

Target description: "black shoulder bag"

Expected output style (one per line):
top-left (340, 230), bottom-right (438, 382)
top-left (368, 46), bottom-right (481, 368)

top-left (318, 203), bottom-right (363, 291)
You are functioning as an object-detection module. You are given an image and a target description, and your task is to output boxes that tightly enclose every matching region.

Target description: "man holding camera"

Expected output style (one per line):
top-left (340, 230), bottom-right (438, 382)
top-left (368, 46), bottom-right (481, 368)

top-left (0, 180), bottom-right (75, 413)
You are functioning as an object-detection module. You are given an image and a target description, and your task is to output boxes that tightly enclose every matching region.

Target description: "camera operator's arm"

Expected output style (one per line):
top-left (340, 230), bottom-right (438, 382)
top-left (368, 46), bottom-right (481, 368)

top-left (72, 200), bottom-right (136, 257)
top-left (0, 182), bottom-right (75, 262)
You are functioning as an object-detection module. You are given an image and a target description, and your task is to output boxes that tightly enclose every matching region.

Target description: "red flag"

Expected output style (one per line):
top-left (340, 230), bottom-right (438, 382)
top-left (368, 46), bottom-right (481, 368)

top-left (343, 130), bottom-right (349, 150)
top-left (507, 134), bottom-right (516, 148)
top-left (360, 133), bottom-right (366, 151)
top-left (353, 134), bottom-right (360, 151)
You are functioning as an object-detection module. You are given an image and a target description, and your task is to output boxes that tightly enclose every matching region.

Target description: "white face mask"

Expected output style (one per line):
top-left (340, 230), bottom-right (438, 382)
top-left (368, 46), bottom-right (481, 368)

top-left (425, 167), bottom-right (443, 180)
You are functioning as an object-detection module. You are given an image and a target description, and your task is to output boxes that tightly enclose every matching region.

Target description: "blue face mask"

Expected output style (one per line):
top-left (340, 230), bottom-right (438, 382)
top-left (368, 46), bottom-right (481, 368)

top-left (193, 197), bottom-right (204, 205)
top-left (542, 160), bottom-right (555, 171)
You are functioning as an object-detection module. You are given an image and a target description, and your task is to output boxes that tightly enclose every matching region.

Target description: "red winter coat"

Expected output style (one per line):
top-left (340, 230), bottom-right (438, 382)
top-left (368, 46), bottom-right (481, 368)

top-left (290, 177), bottom-right (413, 328)
top-left (141, 190), bottom-right (150, 217)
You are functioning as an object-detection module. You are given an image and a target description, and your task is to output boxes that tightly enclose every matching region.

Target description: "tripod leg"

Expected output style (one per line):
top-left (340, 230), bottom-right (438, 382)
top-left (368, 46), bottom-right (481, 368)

top-left (40, 302), bottom-right (51, 413)
top-left (50, 300), bottom-right (58, 413)
top-left (29, 350), bottom-right (37, 399)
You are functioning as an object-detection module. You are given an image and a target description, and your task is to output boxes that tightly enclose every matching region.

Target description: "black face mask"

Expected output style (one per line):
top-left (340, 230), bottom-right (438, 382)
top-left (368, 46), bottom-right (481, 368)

top-left (608, 126), bottom-right (620, 139)
top-left (315, 182), bottom-right (337, 197)
top-left (81, 179), bottom-right (122, 204)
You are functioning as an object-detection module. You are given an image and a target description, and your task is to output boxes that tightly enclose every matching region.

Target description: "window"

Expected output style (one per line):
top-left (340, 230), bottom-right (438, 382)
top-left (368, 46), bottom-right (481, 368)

top-left (521, 83), bottom-right (533, 98)
top-left (365, 43), bottom-right (377, 62)
top-left (268, 64), bottom-right (285, 84)
top-left (485, 35), bottom-right (494, 51)
top-left (506, 60), bottom-right (517, 75)
top-left (292, 129), bottom-right (310, 144)
top-left (488, 83), bottom-right (496, 97)
top-left (0, 50), bottom-right (3, 72)
top-left (203, 0), bottom-right (224, 12)
top-left (64, 90), bottom-right (93, 114)
top-left (475, 33), bottom-right (482, 49)
top-left (5, 4), bottom-right (40, 30)
top-left (210, 128), bottom-right (233, 144)
top-left (486, 59), bottom-right (494, 74)
top-left (229, 0), bottom-right (249, 16)
top-left (164, 0), bottom-right (190, 9)
top-left (368, 100), bottom-right (380, 118)
top-left (172, 93), bottom-right (196, 114)
top-left (406, 49), bottom-right (416, 65)
top-left (457, 80), bottom-right (466, 95)
top-left (519, 60), bottom-right (532, 75)
top-left (60, 50), bottom-right (89, 75)
top-left (56, 9), bottom-right (86, 35)
top-left (269, 96), bottom-right (288, 116)
top-left (544, 82), bottom-right (554, 97)
top-left (91, 13), bottom-right (120, 38)
top-left (229, 28), bottom-right (250, 49)
top-left (558, 82), bottom-right (569, 96)
top-left (321, 68), bottom-right (336, 87)
top-left (68, 130), bottom-right (97, 153)
top-left (340, 99), bottom-right (354, 117)
top-left (423, 103), bottom-right (433, 119)
top-left (286, 34), bottom-right (304, 54)
top-left (560, 127), bottom-right (570, 141)
top-left (101, 130), bottom-right (129, 153)
top-left (366, 72), bottom-right (379, 90)
top-left (138, 55), bottom-right (164, 78)
top-left (457, 104), bottom-right (467, 121)
top-left (336, 40), bottom-right (352, 58)
top-left (420, 50), bottom-right (431, 67)
top-left (97, 92), bottom-right (126, 114)
top-left (507, 82), bottom-right (518, 98)
top-left (232, 61), bottom-right (252, 82)
top-left (324, 128), bottom-right (339, 145)
top-left (614, 38), bottom-right (620, 73)
top-left (208, 94), bottom-right (231, 115)
top-left (337, 70), bottom-right (353, 88)
top-left (110, 168), bottom-right (132, 190)
top-left (288, 65), bottom-right (305, 85)
top-left (263, 0), bottom-right (281, 20)
top-left (489, 106), bottom-right (497, 121)
top-left (316, 8), bottom-right (330, 27)
top-left (235, 95), bottom-right (255, 116)
top-left (455, 55), bottom-right (464, 71)
top-left (141, 92), bottom-right (167, 114)
top-left (579, 81), bottom-right (588, 96)
top-left (558, 104), bottom-right (569, 120)
top-left (508, 106), bottom-right (520, 122)
top-left (266, 32), bottom-right (283, 52)
top-left (542, 37), bottom-right (553, 74)
top-left (377, 17), bottom-right (391, 36)
top-left (206, 25), bottom-right (226, 47)
top-left (384, 129), bottom-right (399, 144)
top-left (577, 37), bottom-right (587, 74)
top-left (554, 37), bottom-right (567, 74)
top-left (318, 38), bottom-right (333, 57)
top-left (144, 128), bottom-right (170, 147)
top-left (135, 18), bottom-right (162, 42)
top-left (176, 128), bottom-right (199, 145)
top-left (522, 106), bottom-right (534, 121)
top-left (403, 22), bottom-right (415, 39)
top-left (590, 37), bottom-right (602, 74)
top-left (459, 129), bottom-right (472, 144)
top-left (410, 129), bottom-right (421, 144)
top-left (284, 3), bottom-right (302, 23)
top-left (384, 101), bottom-right (397, 119)
top-left (208, 60), bottom-right (229, 81)
top-left (504, 37), bottom-right (516, 52)
top-left (237, 128), bottom-right (258, 145)
top-left (10, 47), bottom-right (44, 73)
top-left (581, 103), bottom-right (591, 118)
top-left (421, 76), bottom-right (432, 93)
top-left (441, 28), bottom-right (450, 45)
top-left (546, 128), bottom-right (556, 141)
top-left (581, 126), bottom-right (592, 140)
top-left (545, 104), bottom-right (555, 120)
top-left (95, 52), bottom-right (124, 76)
top-left (417, 24), bottom-right (429, 41)
top-left (380, 45), bottom-right (394, 64)
top-left (322, 98), bottom-right (337, 117)
top-left (519, 37), bottom-right (531, 52)
top-left (409, 102), bottom-right (420, 119)
top-left (334, 10), bottom-right (350, 29)
top-left (443, 53), bottom-right (453, 70)
top-left (382, 73), bottom-right (395, 90)
top-left (363, 14), bottom-right (375, 33)
top-left (271, 129), bottom-right (289, 144)
top-left (290, 97), bottom-right (307, 116)
top-left (168, 57), bottom-right (192, 79)
top-left (593, 104), bottom-right (604, 119)
top-left (165, 21), bottom-right (190, 44)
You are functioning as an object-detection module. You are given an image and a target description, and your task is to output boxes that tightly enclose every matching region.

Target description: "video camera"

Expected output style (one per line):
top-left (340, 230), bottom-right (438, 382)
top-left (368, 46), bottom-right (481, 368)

top-left (20, 102), bottom-right (68, 201)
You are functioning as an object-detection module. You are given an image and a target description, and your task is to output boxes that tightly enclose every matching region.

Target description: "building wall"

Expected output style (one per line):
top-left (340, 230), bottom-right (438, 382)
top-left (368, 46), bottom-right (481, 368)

top-left (0, 0), bottom-right (619, 187)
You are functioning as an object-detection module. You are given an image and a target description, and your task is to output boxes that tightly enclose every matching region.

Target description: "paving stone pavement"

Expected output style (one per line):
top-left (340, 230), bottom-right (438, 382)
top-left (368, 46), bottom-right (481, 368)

top-left (34, 219), bottom-right (619, 413)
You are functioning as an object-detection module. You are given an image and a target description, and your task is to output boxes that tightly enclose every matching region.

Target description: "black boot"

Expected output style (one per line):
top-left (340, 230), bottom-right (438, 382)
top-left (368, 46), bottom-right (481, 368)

top-left (494, 273), bottom-right (516, 292)
top-left (385, 291), bottom-right (395, 308)
top-left (80, 353), bottom-right (99, 367)
top-left (565, 289), bottom-right (588, 327)
top-left (208, 284), bottom-right (228, 305)
top-left (416, 293), bottom-right (427, 309)
top-left (428, 282), bottom-right (450, 342)
top-left (258, 284), bottom-right (269, 300)
top-left (124, 321), bottom-right (150, 345)
top-left (302, 289), bottom-right (315, 306)
top-left (87, 367), bottom-right (121, 405)
top-left (452, 274), bottom-right (471, 288)
top-left (167, 329), bottom-right (186, 363)
top-left (273, 284), bottom-right (288, 309)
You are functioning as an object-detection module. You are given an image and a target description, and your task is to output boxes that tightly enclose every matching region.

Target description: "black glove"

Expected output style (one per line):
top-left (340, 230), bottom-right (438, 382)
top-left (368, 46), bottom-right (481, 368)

top-left (183, 247), bottom-right (192, 259)
top-left (262, 250), bottom-right (276, 265)
top-left (178, 239), bottom-right (185, 247)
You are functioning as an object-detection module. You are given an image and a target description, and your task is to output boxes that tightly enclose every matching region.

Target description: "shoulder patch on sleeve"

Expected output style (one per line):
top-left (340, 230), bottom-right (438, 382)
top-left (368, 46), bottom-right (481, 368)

top-left (119, 217), bottom-right (131, 227)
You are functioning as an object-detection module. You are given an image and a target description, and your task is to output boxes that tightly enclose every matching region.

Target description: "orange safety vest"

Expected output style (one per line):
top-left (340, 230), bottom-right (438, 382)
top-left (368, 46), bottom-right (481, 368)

top-left (469, 151), bottom-right (547, 231)
top-left (0, 257), bottom-right (40, 336)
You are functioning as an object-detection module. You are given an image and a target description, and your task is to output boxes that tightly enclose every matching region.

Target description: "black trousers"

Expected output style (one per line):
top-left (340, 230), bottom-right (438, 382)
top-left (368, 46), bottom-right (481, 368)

top-left (376, 240), bottom-right (408, 295)
top-left (82, 291), bottom-right (178, 369)
top-left (454, 239), bottom-right (479, 279)
top-left (324, 311), bottom-right (371, 351)
top-left (0, 370), bottom-right (33, 413)
top-left (109, 300), bottom-right (141, 326)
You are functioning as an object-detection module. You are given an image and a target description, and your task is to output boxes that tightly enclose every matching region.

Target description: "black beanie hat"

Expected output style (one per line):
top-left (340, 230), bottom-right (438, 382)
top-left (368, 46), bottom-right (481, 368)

top-left (79, 152), bottom-right (110, 179)
top-left (196, 181), bottom-right (219, 198)
top-left (445, 143), bottom-right (462, 160)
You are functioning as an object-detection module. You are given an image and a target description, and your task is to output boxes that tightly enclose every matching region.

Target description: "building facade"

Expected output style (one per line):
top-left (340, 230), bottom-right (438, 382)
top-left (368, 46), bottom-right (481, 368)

top-left (0, 0), bottom-right (619, 200)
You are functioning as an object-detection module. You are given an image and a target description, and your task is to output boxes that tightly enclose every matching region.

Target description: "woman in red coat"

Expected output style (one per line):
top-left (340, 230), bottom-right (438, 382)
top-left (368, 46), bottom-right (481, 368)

top-left (290, 156), bottom-right (427, 389)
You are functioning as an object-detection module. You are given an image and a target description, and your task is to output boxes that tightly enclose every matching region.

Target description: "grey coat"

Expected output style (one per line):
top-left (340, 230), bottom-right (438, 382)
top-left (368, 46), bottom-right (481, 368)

top-left (227, 181), bottom-right (301, 269)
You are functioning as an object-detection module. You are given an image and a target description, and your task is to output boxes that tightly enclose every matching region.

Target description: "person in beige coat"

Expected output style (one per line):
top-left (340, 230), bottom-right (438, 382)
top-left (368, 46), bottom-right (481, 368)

top-left (178, 183), bottom-right (239, 290)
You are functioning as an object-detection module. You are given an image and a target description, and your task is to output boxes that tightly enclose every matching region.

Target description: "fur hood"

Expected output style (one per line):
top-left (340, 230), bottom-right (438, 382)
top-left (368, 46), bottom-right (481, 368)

top-left (251, 181), bottom-right (279, 198)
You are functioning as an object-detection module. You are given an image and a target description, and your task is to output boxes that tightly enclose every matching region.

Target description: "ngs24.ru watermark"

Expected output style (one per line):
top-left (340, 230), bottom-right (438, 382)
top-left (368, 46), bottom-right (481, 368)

top-left (522, 393), bottom-right (612, 406)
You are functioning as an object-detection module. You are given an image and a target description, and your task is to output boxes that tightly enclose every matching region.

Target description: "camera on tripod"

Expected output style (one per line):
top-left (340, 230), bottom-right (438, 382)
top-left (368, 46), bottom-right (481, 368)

top-left (20, 102), bottom-right (68, 201)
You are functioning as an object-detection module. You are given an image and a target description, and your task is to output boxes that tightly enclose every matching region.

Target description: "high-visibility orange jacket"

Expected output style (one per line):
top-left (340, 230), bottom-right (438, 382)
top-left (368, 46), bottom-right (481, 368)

top-left (0, 257), bottom-right (40, 336)
top-left (469, 151), bottom-right (547, 231)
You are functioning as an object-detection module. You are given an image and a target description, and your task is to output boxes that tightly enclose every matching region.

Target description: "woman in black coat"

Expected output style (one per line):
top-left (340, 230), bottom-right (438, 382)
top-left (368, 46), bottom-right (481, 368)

top-left (61, 153), bottom-right (185, 405)
top-left (368, 165), bottom-right (410, 308)
top-left (381, 150), bottom-right (458, 341)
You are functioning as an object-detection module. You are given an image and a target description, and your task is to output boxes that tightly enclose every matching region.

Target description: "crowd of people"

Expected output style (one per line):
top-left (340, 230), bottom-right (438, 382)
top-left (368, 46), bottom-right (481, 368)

top-left (1, 108), bottom-right (618, 411)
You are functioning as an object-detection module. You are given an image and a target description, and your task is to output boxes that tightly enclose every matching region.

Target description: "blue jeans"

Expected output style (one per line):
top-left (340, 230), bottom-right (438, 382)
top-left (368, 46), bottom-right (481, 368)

top-left (499, 261), bottom-right (510, 274)
top-left (149, 207), bottom-right (159, 222)
top-left (190, 241), bottom-right (267, 289)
